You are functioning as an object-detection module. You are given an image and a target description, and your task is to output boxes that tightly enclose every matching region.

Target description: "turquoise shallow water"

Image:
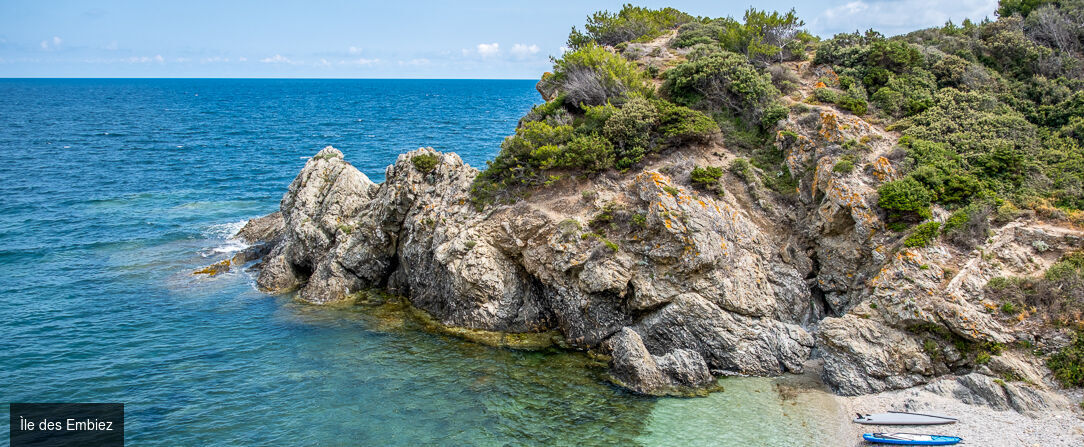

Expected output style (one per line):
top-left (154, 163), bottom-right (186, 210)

top-left (0, 79), bottom-right (843, 445)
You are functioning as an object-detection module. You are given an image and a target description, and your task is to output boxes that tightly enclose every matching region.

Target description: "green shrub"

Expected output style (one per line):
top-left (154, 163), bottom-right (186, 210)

top-left (569, 5), bottom-right (696, 47)
top-left (1000, 302), bottom-right (1016, 314)
top-left (833, 158), bottom-right (855, 174)
top-left (589, 201), bottom-right (618, 230)
top-left (866, 40), bottom-right (923, 74)
top-left (814, 86), bottom-right (867, 115)
top-left (411, 153), bottom-right (440, 173)
top-left (562, 134), bottom-right (615, 173)
top-left (760, 103), bottom-right (790, 128)
top-left (904, 221), bottom-right (941, 247)
top-left (604, 96), bottom-right (659, 168)
top-left (656, 101), bottom-right (719, 144)
top-left (997, 0), bottom-right (1055, 18)
top-left (1046, 330), bottom-right (1084, 387)
top-left (662, 50), bottom-right (783, 128)
top-left (923, 339), bottom-right (939, 356)
top-left (543, 44), bottom-right (653, 108)
top-left (813, 87), bottom-right (839, 103)
top-left (873, 87), bottom-right (905, 116)
top-left (878, 177), bottom-right (933, 219)
top-left (837, 94), bottom-right (868, 115)
top-left (942, 203), bottom-right (991, 248)
top-left (690, 165), bottom-right (724, 190)
top-left (730, 158), bottom-right (755, 183)
top-left (672, 8), bottom-right (808, 63)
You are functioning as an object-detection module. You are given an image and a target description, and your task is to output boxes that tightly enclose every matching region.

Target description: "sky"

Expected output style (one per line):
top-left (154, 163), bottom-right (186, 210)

top-left (0, 0), bottom-right (1000, 78)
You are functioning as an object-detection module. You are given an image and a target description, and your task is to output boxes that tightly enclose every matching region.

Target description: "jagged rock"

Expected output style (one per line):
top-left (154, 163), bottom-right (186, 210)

top-left (255, 246), bottom-right (303, 292)
top-left (632, 294), bottom-right (812, 376)
top-left (242, 126), bottom-right (1083, 403)
top-left (256, 146), bottom-right (377, 298)
top-left (605, 327), bottom-right (713, 395)
top-left (924, 373), bottom-right (1071, 414)
top-left (245, 147), bottom-right (825, 395)
top-left (235, 211), bottom-right (284, 243)
top-left (818, 314), bottom-right (933, 395)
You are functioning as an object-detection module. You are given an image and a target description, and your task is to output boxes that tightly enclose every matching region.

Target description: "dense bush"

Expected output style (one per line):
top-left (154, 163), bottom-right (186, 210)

top-left (904, 221), bottom-right (942, 247)
top-left (878, 177), bottom-right (933, 220)
top-left (662, 50), bottom-right (785, 129)
top-left (411, 154), bottom-right (440, 173)
top-left (656, 100), bottom-right (719, 145)
top-left (833, 158), bottom-right (855, 173)
top-left (603, 96), bottom-right (659, 168)
top-left (472, 94), bottom-right (717, 205)
top-left (672, 8), bottom-right (811, 64)
top-left (813, 85), bottom-right (868, 115)
top-left (690, 165), bottom-right (724, 191)
top-left (998, 0), bottom-right (1057, 19)
top-left (1048, 329), bottom-right (1084, 387)
top-left (542, 44), bottom-right (653, 108)
top-left (941, 202), bottom-right (992, 248)
top-left (568, 5), bottom-right (695, 48)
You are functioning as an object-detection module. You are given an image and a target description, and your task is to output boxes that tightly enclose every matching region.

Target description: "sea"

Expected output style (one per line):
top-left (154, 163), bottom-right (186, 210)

top-left (0, 78), bottom-right (844, 446)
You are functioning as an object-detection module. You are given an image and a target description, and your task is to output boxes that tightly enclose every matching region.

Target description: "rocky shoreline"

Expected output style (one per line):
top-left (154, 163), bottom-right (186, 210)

top-left (197, 48), bottom-right (1082, 436)
top-left (206, 141), bottom-right (1080, 408)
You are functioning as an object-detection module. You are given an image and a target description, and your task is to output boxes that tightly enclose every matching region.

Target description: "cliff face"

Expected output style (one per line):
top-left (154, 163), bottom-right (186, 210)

top-left (245, 144), bottom-right (816, 394)
top-left (223, 62), bottom-right (1080, 407)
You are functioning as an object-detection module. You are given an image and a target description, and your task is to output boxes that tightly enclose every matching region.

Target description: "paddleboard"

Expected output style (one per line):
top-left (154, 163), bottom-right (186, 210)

top-left (853, 411), bottom-right (957, 425)
top-left (863, 432), bottom-right (962, 445)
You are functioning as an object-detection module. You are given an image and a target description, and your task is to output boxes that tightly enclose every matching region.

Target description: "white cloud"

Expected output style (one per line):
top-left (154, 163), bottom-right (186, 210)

top-left (476, 42), bottom-right (499, 57)
top-left (811, 0), bottom-right (997, 36)
top-left (40, 36), bottom-right (62, 50)
top-left (398, 58), bottom-right (430, 66)
top-left (510, 43), bottom-right (540, 58)
top-left (348, 46), bottom-right (363, 54)
top-left (200, 57), bottom-right (229, 63)
top-left (339, 58), bottom-right (380, 66)
top-left (260, 54), bottom-right (295, 64)
top-left (238, 56), bottom-right (247, 62)
top-left (104, 41), bottom-right (118, 50)
top-left (175, 57), bottom-right (192, 63)
top-left (558, 45), bottom-right (570, 55)
top-left (125, 54), bottom-right (165, 64)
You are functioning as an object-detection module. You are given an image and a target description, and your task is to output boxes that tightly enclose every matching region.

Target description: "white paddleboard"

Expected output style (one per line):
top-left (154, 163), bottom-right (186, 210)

top-left (853, 411), bottom-right (957, 425)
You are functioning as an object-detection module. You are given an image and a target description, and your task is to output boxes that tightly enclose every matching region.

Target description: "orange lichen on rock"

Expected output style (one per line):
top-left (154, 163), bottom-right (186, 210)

top-left (872, 156), bottom-right (896, 182)
top-left (819, 111), bottom-right (843, 143)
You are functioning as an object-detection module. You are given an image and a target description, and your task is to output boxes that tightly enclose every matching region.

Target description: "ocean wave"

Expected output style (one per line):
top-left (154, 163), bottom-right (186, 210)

top-left (199, 219), bottom-right (250, 257)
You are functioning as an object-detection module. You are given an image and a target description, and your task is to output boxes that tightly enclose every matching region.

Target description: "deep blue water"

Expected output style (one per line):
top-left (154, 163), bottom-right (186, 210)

top-left (0, 79), bottom-right (843, 445)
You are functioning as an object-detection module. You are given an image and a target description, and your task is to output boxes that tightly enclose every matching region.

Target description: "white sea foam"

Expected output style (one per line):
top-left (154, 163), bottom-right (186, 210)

top-left (199, 219), bottom-right (250, 257)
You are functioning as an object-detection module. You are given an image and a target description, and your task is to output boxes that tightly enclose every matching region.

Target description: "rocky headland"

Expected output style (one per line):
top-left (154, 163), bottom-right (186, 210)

top-left (198, 6), bottom-right (1083, 441)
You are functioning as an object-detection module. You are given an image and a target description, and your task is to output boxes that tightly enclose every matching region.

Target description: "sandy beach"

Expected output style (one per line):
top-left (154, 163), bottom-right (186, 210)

top-left (837, 379), bottom-right (1084, 446)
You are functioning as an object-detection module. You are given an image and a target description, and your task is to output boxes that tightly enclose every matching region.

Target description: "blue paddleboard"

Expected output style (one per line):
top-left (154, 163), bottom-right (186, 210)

top-left (863, 432), bottom-right (962, 445)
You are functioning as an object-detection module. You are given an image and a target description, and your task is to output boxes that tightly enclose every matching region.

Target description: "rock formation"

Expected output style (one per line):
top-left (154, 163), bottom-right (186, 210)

top-left (211, 64), bottom-right (1082, 407)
